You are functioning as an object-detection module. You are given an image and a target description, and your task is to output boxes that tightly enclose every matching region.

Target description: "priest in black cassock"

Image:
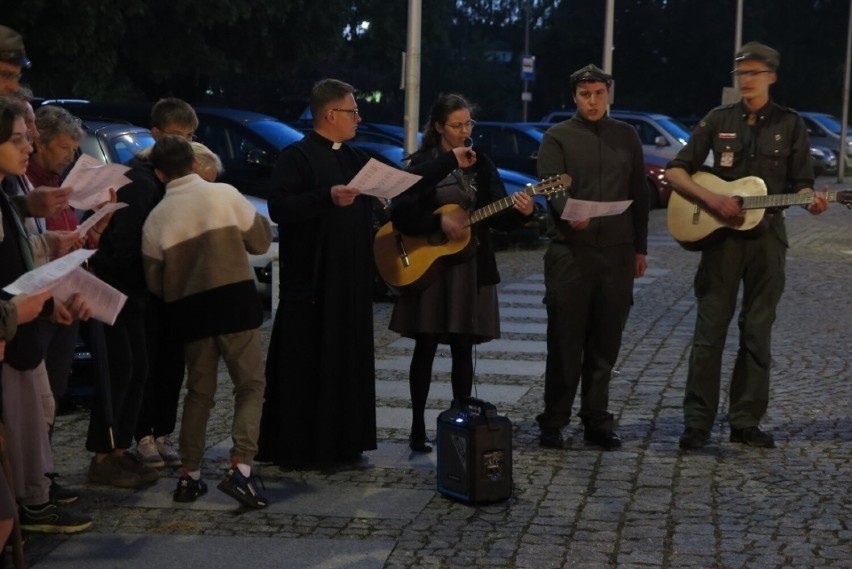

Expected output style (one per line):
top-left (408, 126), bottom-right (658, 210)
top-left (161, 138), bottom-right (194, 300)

top-left (258, 78), bottom-right (479, 468)
top-left (257, 78), bottom-right (375, 467)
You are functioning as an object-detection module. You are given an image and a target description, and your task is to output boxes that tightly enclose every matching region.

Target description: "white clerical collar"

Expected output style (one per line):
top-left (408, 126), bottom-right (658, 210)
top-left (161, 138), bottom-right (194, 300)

top-left (332, 142), bottom-right (342, 150)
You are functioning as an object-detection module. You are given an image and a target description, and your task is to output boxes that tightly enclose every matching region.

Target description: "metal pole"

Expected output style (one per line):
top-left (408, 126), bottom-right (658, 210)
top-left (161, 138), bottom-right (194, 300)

top-left (735, 0), bottom-right (744, 51)
top-left (838, 0), bottom-right (852, 181)
top-left (404, 0), bottom-right (422, 155)
top-left (523, 1), bottom-right (530, 122)
top-left (603, 0), bottom-right (614, 75)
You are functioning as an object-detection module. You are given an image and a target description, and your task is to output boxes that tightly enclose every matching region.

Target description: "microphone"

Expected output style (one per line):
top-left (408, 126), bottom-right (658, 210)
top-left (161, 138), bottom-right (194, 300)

top-left (464, 137), bottom-right (473, 160)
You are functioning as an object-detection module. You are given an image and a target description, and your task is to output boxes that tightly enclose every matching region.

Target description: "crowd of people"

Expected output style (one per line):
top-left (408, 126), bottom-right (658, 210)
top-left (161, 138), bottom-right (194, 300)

top-left (0, 20), bottom-right (834, 566)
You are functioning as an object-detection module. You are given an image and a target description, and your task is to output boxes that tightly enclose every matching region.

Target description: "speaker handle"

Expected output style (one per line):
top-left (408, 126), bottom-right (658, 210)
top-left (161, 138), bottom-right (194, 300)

top-left (451, 396), bottom-right (497, 415)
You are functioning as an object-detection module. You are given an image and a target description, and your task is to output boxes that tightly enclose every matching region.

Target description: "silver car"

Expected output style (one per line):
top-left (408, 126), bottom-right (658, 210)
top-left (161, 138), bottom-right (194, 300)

top-left (800, 111), bottom-right (852, 160)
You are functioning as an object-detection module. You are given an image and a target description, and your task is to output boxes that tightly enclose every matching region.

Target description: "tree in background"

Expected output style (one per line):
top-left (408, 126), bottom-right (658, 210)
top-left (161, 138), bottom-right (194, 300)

top-left (5, 0), bottom-right (851, 124)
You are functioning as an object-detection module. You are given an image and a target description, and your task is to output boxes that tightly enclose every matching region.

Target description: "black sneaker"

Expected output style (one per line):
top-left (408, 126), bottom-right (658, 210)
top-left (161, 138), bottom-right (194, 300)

top-left (679, 427), bottom-right (711, 449)
top-left (173, 474), bottom-right (208, 503)
top-left (539, 426), bottom-right (564, 449)
top-left (583, 429), bottom-right (622, 450)
top-left (19, 503), bottom-right (92, 534)
top-left (217, 468), bottom-right (269, 509)
top-left (730, 426), bottom-right (775, 448)
top-left (46, 472), bottom-right (79, 505)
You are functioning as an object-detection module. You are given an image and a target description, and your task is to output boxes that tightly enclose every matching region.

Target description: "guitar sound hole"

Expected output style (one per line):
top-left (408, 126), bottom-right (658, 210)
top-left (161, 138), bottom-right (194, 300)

top-left (427, 232), bottom-right (448, 246)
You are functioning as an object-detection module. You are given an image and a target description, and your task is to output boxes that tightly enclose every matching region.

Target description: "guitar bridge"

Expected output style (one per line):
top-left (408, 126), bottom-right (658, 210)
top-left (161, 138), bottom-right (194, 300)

top-left (691, 204), bottom-right (700, 225)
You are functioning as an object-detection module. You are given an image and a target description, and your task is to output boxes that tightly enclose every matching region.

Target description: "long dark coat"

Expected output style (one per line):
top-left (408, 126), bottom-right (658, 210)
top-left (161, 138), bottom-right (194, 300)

top-left (258, 132), bottom-right (377, 467)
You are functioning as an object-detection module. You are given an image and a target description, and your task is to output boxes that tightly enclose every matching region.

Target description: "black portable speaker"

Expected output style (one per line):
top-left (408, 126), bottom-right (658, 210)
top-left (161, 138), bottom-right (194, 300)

top-left (436, 396), bottom-right (513, 504)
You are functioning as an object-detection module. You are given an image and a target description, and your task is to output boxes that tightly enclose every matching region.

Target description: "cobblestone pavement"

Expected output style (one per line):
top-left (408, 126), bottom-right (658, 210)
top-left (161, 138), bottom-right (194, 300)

top-left (20, 186), bottom-right (852, 568)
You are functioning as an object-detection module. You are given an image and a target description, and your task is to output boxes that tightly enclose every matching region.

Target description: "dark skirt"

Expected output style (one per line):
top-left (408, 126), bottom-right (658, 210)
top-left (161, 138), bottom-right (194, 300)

top-left (389, 257), bottom-right (500, 344)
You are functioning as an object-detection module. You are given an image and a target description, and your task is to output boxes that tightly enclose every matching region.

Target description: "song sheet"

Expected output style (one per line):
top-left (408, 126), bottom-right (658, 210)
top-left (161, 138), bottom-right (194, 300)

top-left (348, 158), bottom-right (421, 200)
top-left (560, 198), bottom-right (633, 221)
top-left (63, 154), bottom-right (132, 210)
top-left (3, 248), bottom-right (127, 325)
top-left (76, 202), bottom-right (129, 236)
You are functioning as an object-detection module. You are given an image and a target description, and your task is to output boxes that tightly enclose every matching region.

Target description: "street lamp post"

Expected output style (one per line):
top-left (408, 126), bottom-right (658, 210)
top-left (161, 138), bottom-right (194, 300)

top-left (403, 0), bottom-right (422, 156)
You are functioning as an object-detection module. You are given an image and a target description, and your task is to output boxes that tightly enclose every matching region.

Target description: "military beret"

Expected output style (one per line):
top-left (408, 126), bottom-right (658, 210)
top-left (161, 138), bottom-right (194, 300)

top-left (735, 41), bottom-right (779, 71)
top-left (569, 64), bottom-right (612, 88)
top-left (0, 25), bottom-right (30, 69)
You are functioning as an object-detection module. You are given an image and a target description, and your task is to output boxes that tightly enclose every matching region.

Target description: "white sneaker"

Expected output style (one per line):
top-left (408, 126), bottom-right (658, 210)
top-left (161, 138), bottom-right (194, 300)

top-left (135, 435), bottom-right (165, 468)
top-left (155, 435), bottom-right (182, 467)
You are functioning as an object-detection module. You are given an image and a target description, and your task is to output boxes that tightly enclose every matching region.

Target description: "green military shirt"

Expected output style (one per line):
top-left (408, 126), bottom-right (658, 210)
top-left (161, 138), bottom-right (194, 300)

top-left (668, 99), bottom-right (814, 195)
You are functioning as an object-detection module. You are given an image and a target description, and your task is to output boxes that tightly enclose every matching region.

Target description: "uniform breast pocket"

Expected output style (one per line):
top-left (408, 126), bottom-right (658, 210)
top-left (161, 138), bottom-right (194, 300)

top-left (713, 139), bottom-right (743, 169)
top-left (759, 142), bottom-right (790, 174)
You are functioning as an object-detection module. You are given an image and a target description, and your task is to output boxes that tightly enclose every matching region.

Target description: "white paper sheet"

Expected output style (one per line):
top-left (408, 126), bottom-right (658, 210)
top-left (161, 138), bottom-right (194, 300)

top-left (63, 154), bottom-right (132, 210)
top-left (75, 202), bottom-right (129, 235)
top-left (560, 198), bottom-right (633, 221)
top-left (2, 248), bottom-right (128, 325)
top-left (348, 158), bottom-right (422, 200)
top-left (49, 267), bottom-right (128, 326)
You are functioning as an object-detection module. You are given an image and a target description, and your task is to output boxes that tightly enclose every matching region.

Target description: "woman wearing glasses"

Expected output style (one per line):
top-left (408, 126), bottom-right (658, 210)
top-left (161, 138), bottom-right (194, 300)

top-left (389, 93), bottom-right (534, 452)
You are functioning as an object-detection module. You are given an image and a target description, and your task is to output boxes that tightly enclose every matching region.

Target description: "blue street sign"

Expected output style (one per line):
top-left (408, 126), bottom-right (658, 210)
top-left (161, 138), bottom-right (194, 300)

top-left (521, 55), bottom-right (535, 81)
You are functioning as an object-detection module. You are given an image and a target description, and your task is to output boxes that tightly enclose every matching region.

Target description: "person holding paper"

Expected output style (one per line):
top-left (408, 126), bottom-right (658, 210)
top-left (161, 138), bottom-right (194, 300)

top-left (27, 106), bottom-right (113, 425)
top-left (0, 95), bottom-right (93, 533)
top-left (29, 106), bottom-right (115, 246)
top-left (388, 93), bottom-right (533, 452)
top-left (535, 64), bottom-right (648, 451)
top-left (257, 78), bottom-right (379, 468)
top-left (86, 97), bottom-right (199, 488)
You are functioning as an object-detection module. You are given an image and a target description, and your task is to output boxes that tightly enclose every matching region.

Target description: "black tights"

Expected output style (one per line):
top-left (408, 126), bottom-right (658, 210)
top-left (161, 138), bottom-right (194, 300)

top-left (409, 337), bottom-right (473, 441)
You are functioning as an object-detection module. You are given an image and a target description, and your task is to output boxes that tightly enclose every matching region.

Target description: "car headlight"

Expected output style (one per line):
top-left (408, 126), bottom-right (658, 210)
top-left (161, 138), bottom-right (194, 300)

top-left (810, 147), bottom-right (825, 158)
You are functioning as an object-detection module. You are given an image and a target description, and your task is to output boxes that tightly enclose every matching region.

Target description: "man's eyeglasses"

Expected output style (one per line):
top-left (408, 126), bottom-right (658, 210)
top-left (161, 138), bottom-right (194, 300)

top-left (444, 120), bottom-right (476, 130)
top-left (333, 108), bottom-right (360, 117)
top-left (731, 70), bottom-right (772, 78)
top-left (0, 69), bottom-right (23, 82)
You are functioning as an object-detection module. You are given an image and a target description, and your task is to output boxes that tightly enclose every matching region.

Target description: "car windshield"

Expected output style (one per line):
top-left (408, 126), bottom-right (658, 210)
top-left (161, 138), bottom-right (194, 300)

top-left (247, 120), bottom-right (304, 150)
top-left (108, 131), bottom-right (155, 164)
top-left (656, 118), bottom-right (691, 145)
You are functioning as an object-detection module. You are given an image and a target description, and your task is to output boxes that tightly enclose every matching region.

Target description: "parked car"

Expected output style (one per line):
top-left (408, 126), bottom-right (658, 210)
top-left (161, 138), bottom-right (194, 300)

top-left (800, 111), bottom-right (852, 161)
top-left (811, 144), bottom-right (838, 177)
top-left (77, 119), bottom-right (155, 166)
top-left (643, 154), bottom-right (674, 209)
top-left (470, 121), bottom-right (543, 177)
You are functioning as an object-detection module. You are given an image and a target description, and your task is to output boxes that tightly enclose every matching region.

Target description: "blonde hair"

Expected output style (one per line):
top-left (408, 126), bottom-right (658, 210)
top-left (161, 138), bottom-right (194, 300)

top-left (191, 141), bottom-right (223, 181)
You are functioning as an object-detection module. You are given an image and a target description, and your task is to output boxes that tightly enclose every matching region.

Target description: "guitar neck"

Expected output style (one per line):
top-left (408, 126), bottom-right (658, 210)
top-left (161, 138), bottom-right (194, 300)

top-left (741, 190), bottom-right (842, 210)
top-left (466, 185), bottom-right (537, 227)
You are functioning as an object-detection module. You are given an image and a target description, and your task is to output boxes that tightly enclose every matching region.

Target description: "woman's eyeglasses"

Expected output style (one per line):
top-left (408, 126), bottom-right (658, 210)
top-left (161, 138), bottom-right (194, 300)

top-left (444, 120), bottom-right (476, 130)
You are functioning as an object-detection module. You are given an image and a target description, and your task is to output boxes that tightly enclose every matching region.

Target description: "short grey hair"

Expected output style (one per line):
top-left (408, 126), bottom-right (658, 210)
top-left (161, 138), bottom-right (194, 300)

top-left (35, 105), bottom-right (84, 145)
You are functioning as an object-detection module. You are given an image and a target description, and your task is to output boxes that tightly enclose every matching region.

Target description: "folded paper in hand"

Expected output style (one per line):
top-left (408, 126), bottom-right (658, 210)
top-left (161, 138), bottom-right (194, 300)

top-left (3, 249), bottom-right (127, 325)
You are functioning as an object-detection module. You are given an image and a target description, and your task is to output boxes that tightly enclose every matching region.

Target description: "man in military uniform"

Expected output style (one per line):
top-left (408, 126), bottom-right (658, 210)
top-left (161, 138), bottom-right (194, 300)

top-left (536, 64), bottom-right (649, 451)
top-left (665, 42), bottom-right (829, 450)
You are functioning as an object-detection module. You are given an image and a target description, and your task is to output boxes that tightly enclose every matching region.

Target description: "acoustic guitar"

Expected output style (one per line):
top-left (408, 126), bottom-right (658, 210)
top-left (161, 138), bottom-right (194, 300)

top-left (374, 174), bottom-right (571, 294)
top-left (667, 171), bottom-right (852, 250)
